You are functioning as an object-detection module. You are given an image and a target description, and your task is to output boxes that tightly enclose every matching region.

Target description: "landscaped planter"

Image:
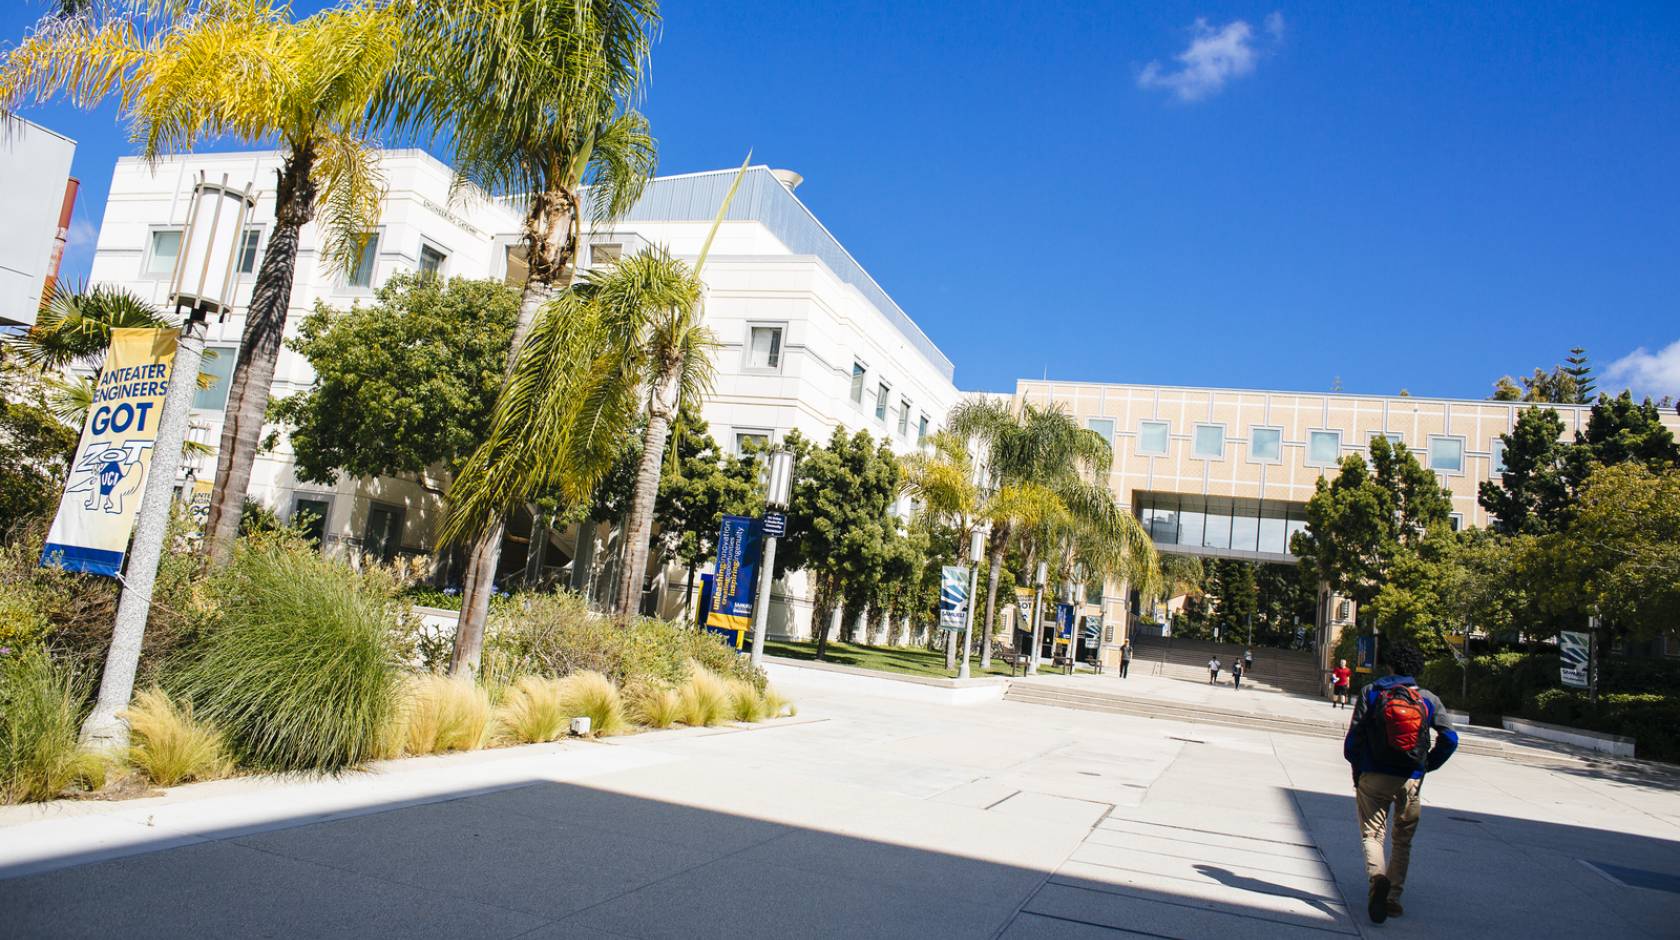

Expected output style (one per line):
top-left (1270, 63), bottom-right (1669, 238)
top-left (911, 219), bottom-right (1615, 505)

top-left (1502, 716), bottom-right (1635, 758)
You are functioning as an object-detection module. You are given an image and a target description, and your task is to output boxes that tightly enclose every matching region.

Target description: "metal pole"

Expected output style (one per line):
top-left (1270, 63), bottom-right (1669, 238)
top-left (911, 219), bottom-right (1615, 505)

top-left (748, 533), bottom-right (778, 670)
top-left (1027, 585), bottom-right (1043, 675)
top-left (80, 312), bottom-right (207, 750)
top-left (959, 562), bottom-right (979, 679)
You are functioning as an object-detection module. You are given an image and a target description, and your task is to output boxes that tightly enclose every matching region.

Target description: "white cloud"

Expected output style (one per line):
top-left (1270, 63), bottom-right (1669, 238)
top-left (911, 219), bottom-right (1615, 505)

top-left (1605, 340), bottom-right (1680, 400)
top-left (1138, 13), bottom-right (1283, 102)
top-left (66, 219), bottom-right (96, 248)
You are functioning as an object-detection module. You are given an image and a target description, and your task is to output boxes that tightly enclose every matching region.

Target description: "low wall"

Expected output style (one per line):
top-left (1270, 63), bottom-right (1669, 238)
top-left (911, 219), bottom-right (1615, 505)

top-left (1502, 716), bottom-right (1635, 758)
top-left (763, 659), bottom-right (1008, 706)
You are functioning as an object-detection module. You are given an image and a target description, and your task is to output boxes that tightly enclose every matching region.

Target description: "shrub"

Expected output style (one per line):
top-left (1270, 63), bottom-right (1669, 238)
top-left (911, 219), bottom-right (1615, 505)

top-left (1529, 689), bottom-right (1680, 762)
top-left (483, 592), bottom-right (766, 692)
top-left (401, 675), bottom-right (491, 754)
top-left (122, 687), bottom-right (231, 787)
top-left (676, 664), bottom-right (730, 727)
top-left (0, 649), bottom-right (105, 803)
top-left (724, 678), bottom-right (768, 723)
top-left (494, 676), bottom-right (568, 744)
top-left (624, 681), bottom-right (682, 729)
top-left (172, 540), bottom-right (403, 774)
top-left (763, 687), bottom-right (796, 719)
top-left (556, 670), bottom-right (627, 737)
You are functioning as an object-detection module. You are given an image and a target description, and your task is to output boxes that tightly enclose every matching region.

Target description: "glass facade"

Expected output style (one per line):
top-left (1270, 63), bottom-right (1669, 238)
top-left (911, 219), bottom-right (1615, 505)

top-left (1138, 420), bottom-right (1169, 455)
top-left (1193, 424), bottom-right (1224, 458)
top-left (1250, 427), bottom-right (1282, 461)
top-left (1135, 491), bottom-right (1310, 557)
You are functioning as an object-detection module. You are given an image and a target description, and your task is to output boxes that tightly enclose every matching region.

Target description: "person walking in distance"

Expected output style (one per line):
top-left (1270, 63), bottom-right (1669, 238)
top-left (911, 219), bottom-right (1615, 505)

top-left (1207, 655), bottom-right (1220, 684)
top-left (1243, 647), bottom-right (1255, 676)
top-left (1231, 656), bottom-right (1244, 690)
top-left (1344, 642), bottom-right (1458, 924)
top-left (1119, 642), bottom-right (1131, 678)
top-left (1332, 659), bottom-right (1352, 708)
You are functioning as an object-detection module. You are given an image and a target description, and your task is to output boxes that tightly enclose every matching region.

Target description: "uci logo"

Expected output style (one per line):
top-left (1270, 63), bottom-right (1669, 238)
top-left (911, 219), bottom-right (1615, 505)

top-left (63, 440), bottom-right (153, 515)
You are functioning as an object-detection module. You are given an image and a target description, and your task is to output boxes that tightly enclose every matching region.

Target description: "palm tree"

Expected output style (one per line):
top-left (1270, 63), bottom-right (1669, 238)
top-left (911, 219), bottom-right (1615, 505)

top-left (2, 0), bottom-right (407, 567)
top-left (946, 398), bottom-right (1158, 667)
top-left (6, 284), bottom-right (169, 372)
top-left (388, 0), bottom-right (659, 672)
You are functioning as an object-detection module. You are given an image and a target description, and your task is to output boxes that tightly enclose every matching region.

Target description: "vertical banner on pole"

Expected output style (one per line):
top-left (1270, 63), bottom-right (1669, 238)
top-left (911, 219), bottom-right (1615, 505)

top-left (939, 566), bottom-right (969, 632)
top-left (706, 514), bottom-right (762, 649)
top-left (1355, 635), bottom-right (1376, 674)
top-left (1055, 603), bottom-right (1075, 644)
top-left (40, 328), bottom-right (178, 576)
top-left (1559, 631), bottom-right (1590, 689)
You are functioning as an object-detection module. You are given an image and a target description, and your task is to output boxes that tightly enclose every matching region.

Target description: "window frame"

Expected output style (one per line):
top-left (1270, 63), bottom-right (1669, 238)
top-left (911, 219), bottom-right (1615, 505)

top-left (417, 240), bottom-right (449, 279)
top-left (743, 322), bottom-right (787, 374)
top-left (1306, 429), bottom-right (1343, 467)
top-left (235, 226), bottom-right (264, 276)
top-left (362, 501), bottom-right (405, 562)
top-left (1192, 423), bottom-right (1226, 460)
top-left (192, 344), bottom-right (240, 412)
top-left (874, 379), bottom-right (891, 421)
top-left (290, 494), bottom-right (333, 549)
top-left (733, 428), bottom-right (772, 457)
top-left (897, 397), bottom-right (911, 437)
top-left (1137, 420), bottom-right (1170, 457)
top-left (1086, 417), bottom-right (1116, 446)
top-left (1490, 438), bottom-right (1507, 476)
top-left (590, 242), bottom-right (623, 265)
top-left (1427, 434), bottom-right (1467, 475)
top-left (849, 361), bottom-right (867, 406)
top-left (144, 226), bottom-right (184, 279)
top-left (1248, 425), bottom-right (1283, 464)
top-left (917, 413), bottom-right (929, 446)
top-left (343, 229), bottom-right (382, 291)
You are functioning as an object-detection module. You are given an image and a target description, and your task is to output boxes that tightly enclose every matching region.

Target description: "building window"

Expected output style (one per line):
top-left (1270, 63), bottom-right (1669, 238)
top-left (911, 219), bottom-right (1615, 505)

top-left (1086, 418), bottom-right (1115, 445)
top-left (236, 228), bottom-right (262, 275)
top-left (504, 244), bottom-right (529, 287)
top-left (1308, 430), bottom-right (1342, 465)
top-left (193, 345), bottom-right (238, 411)
top-left (917, 414), bottom-right (929, 445)
top-left (1449, 512), bottom-right (1464, 531)
top-left (418, 243), bottom-right (447, 278)
top-left (347, 232), bottom-right (379, 288)
top-left (875, 381), bottom-right (890, 420)
top-left (1137, 420), bottom-right (1169, 456)
top-left (1193, 424), bottom-right (1225, 459)
top-left (734, 430), bottom-right (770, 456)
top-left (1250, 427), bottom-right (1282, 462)
top-left (292, 497), bottom-right (331, 548)
top-left (592, 242), bottom-right (622, 265)
top-left (898, 398), bottom-right (911, 436)
top-left (850, 362), bottom-right (866, 404)
top-left (364, 503), bottom-right (403, 562)
top-left (1428, 436), bottom-right (1465, 473)
top-left (1369, 431), bottom-right (1404, 448)
top-left (1490, 439), bottom-right (1506, 476)
top-left (1336, 600), bottom-right (1351, 622)
top-left (146, 229), bottom-right (182, 277)
top-left (746, 325), bottom-right (783, 371)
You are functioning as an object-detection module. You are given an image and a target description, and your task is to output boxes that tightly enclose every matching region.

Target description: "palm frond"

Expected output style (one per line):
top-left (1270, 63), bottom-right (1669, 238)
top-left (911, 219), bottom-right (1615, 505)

top-left (8, 282), bottom-right (169, 370)
top-left (310, 127), bottom-right (387, 274)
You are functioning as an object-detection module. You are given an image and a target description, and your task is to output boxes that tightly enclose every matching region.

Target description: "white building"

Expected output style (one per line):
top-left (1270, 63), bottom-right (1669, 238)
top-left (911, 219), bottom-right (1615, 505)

top-left (87, 149), bottom-right (961, 638)
top-left (0, 116), bottom-right (77, 327)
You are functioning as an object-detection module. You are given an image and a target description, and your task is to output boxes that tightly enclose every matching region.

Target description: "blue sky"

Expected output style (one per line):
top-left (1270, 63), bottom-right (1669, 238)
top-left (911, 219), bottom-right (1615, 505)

top-left (6, 1), bottom-right (1678, 399)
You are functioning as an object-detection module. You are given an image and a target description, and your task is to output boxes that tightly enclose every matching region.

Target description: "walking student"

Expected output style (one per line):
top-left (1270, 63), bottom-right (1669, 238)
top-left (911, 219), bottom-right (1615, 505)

top-left (1343, 642), bottom-right (1458, 924)
top-left (1332, 659), bottom-right (1352, 708)
top-left (1119, 642), bottom-right (1131, 678)
top-left (1243, 647), bottom-right (1255, 674)
top-left (1231, 657), bottom-right (1244, 690)
top-left (1207, 655), bottom-right (1220, 684)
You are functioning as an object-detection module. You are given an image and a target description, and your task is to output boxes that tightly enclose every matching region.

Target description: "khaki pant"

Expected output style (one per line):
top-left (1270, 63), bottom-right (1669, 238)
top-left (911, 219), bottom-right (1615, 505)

top-left (1356, 773), bottom-right (1422, 901)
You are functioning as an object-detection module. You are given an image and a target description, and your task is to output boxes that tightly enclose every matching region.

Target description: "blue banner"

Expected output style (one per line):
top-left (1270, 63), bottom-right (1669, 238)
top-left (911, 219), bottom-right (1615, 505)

top-left (1356, 635), bottom-right (1376, 674)
top-left (939, 565), bottom-right (969, 632)
top-left (1055, 603), bottom-right (1074, 643)
top-left (706, 514), bottom-right (762, 649)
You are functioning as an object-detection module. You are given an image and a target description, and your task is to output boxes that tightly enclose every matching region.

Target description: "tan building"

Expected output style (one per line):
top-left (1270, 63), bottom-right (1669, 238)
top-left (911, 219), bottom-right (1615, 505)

top-left (1014, 379), bottom-right (1680, 670)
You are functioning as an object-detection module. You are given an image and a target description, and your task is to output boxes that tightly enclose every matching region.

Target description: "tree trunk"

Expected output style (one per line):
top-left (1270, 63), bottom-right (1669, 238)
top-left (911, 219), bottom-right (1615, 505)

top-left (448, 525), bottom-right (501, 676)
top-left (202, 145), bottom-right (317, 566)
top-left (813, 577), bottom-right (836, 661)
top-left (614, 369), bottom-right (680, 618)
top-left (981, 539), bottom-right (1005, 668)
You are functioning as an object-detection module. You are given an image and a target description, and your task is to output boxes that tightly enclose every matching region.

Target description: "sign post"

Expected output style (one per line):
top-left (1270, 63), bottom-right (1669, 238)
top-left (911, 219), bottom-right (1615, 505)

top-left (1559, 630), bottom-right (1590, 690)
top-left (748, 449), bottom-right (795, 669)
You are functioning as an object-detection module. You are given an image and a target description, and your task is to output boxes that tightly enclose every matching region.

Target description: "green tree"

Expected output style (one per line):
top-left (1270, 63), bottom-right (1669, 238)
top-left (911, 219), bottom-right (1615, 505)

top-left (1490, 376), bottom-right (1523, 402)
top-left (1563, 347), bottom-right (1595, 402)
top-left (1479, 407), bottom-right (1573, 535)
top-left (6, 284), bottom-right (168, 372)
top-left (390, 0), bottom-right (660, 672)
top-left (1539, 463), bottom-right (1680, 644)
top-left (2, 0), bottom-right (417, 566)
top-left (654, 409), bottom-right (762, 614)
top-left (0, 360), bottom-right (78, 542)
top-left (776, 428), bottom-right (901, 660)
top-left (271, 275), bottom-right (519, 485)
top-left (1572, 391), bottom-right (1679, 474)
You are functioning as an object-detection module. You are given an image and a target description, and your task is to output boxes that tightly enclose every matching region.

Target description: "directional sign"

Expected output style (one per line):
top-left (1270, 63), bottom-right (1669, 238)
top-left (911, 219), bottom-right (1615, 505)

top-left (762, 510), bottom-right (787, 538)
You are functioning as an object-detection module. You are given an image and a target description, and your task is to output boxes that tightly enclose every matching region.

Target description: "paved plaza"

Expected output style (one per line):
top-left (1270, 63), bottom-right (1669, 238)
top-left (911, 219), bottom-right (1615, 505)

top-left (2, 668), bottom-right (1678, 938)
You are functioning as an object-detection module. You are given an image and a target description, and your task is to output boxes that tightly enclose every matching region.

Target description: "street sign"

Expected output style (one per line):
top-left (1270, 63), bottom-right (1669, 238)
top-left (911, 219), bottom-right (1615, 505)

top-left (762, 510), bottom-right (787, 537)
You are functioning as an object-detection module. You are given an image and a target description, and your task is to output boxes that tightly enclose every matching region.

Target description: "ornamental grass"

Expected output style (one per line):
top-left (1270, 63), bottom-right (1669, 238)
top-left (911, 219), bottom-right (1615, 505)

top-left (122, 686), bottom-right (231, 787)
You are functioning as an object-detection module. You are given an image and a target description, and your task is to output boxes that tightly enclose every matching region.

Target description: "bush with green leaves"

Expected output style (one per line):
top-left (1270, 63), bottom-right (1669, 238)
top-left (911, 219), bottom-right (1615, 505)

top-left (1530, 689), bottom-right (1680, 762)
top-left (0, 648), bottom-right (105, 803)
top-left (172, 537), bottom-right (404, 774)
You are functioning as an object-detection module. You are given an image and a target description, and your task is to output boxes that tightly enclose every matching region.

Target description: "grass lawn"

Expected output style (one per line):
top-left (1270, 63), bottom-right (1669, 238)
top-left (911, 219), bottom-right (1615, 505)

top-left (763, 639), bottom-right (1095, 680)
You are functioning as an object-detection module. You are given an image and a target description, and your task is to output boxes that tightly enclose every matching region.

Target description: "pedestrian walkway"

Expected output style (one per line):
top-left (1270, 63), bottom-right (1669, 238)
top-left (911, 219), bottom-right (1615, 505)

top-left (2, 670), bottom-right (1676, 937)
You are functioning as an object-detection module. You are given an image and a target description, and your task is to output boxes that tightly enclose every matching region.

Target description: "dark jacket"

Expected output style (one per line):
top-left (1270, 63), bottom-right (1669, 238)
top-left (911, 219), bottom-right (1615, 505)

top-left (1343, 674), bottom-right (1459, 780)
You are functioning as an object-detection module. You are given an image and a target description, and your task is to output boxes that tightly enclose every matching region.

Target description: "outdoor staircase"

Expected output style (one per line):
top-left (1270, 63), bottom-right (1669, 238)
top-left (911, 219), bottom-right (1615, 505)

top-left (1127, 635), bottom-right (1323, 696)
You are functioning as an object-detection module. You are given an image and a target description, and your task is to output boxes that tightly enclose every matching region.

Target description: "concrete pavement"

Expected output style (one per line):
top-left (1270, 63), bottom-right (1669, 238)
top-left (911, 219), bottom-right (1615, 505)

top-left (2, 668), bottom-right (1677, 938)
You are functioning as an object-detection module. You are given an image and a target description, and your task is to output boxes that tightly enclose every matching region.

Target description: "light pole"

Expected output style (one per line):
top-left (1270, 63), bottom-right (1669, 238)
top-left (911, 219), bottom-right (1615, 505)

top-left (749, 448), bottom-right (795, 670)
top-left (1027, 560), bottom-right (1048, 675)
top-left (81, 174), bottom-right (254, 750)
top-left (957, 524), bottom-right (987, 679)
